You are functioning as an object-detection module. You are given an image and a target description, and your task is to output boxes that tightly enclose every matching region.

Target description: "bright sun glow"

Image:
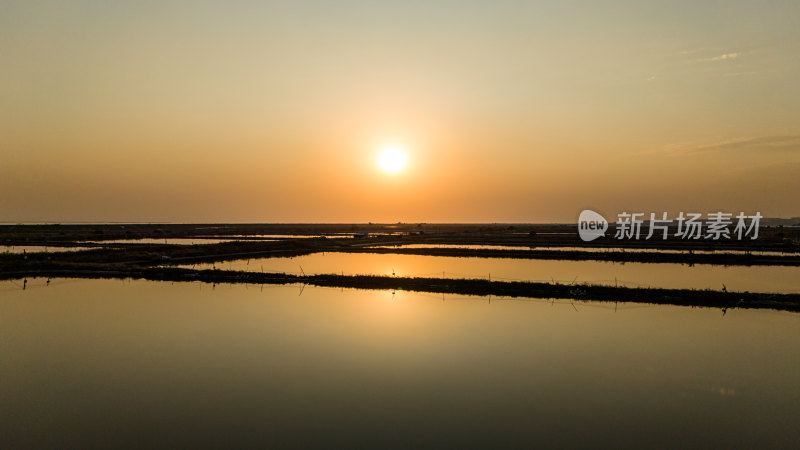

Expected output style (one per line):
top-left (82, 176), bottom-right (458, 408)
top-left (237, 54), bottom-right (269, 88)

top-left (376, 145), bottom-right (408, 174)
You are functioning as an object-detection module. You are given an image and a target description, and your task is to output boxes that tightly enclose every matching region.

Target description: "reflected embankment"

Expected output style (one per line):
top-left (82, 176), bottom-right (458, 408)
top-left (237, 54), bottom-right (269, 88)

top-left (1, 245), bottom-right (97, 254)
top-left (82, 238), bottom-right (276, 245)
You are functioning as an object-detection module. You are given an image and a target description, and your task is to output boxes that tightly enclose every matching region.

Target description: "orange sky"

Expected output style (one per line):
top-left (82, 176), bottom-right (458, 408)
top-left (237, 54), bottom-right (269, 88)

top-left (1, 1), bottom-right (799, 222)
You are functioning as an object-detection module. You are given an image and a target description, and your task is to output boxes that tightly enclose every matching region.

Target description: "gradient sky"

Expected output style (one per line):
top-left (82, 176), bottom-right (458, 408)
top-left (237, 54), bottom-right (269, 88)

top-left (2, 0), bottom-right (799, 223)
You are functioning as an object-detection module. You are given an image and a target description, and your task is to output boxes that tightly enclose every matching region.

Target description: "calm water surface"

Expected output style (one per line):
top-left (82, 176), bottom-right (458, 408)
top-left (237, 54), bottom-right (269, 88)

top-left (370, 243), bottom-right (800, 256)
top-left (1, 279), bottom-right (797, 448)
top-left (180, 252), bottom-right (800, 293)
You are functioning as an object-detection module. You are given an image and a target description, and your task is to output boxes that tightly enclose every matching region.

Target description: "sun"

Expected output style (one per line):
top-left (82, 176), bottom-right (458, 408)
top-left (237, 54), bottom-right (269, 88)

top-left (376, 145), bottom-right (408, 174)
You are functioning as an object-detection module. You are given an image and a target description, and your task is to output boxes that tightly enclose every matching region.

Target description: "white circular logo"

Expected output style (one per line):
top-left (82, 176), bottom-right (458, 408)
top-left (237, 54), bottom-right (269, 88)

top-left (578, 210), bottom-right (608, 242)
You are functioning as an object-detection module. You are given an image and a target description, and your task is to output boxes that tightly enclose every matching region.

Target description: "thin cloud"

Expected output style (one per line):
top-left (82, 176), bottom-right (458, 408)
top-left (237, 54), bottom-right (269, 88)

top-left (689, 135), bottom-right (800, 153)
top-left (708, 52), bottom-right (740, 61)
top-left (682, 51), bottom-right (744, 64)
top-left (655, 136), bottom-right (800, 156)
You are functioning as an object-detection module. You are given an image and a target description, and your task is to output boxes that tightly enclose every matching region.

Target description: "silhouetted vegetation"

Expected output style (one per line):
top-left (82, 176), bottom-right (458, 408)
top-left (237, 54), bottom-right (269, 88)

top-left (2, 223), bottom-right (799, 312)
